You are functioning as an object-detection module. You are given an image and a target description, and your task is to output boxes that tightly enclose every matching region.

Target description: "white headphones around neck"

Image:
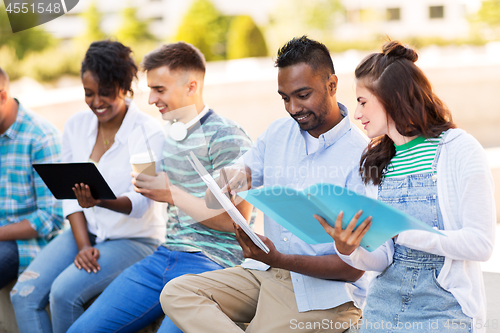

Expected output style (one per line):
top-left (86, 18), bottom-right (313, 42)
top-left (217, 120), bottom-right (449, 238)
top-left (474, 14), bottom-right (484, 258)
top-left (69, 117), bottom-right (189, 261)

top-left (164, 106), bottom-right (209, 141)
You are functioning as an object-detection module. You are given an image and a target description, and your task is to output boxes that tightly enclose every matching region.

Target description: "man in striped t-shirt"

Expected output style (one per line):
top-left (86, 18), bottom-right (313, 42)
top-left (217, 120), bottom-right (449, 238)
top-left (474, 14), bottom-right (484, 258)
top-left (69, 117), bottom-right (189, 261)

top-left (68, 43), bottom-right (254, 333)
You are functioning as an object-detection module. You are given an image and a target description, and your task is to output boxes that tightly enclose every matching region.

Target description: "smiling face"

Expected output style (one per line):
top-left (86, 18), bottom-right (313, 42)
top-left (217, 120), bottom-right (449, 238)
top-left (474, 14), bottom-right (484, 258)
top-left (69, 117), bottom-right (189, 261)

top-left (147, 66), bottom-right (192, 121)
top-left (354, 81), bottom-right (395, 139)
top-left (277, 63), bottom-right (339, 138)
top-left (82, 71), bottom-right (127, 123)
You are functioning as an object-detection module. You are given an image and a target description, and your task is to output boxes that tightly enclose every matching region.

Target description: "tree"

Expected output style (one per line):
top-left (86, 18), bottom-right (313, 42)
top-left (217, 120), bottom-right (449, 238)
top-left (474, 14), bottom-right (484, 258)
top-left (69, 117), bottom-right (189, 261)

top-left (477, 0), bottom-right (500, 27)
top-left (0, 2), bottom-right (54, 59)
top-left (79, 1), bottom-right (106, 44)
top-left (226, 15), bottom-right (268, 59)
top-left (174, 0), bottom-right (230, 61)
top-left (475, 0), bottom-right (500, 39)
top-left (114, 7), bottom-right (155, 45)
top-left (266, 0), bottom-right (344, 52)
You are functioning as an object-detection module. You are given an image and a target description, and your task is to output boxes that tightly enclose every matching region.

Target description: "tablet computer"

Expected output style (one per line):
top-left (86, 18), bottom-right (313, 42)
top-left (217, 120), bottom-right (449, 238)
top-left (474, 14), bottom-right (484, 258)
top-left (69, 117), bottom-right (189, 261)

top-left (33, 163), bottom-right (117, 200)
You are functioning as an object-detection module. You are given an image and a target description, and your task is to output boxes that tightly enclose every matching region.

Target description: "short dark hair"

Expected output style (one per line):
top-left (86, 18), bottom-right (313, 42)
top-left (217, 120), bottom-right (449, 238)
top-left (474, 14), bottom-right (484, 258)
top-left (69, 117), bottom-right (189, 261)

top-left (141, 42), bottom-right (206, 76)
top-left (80, 40), bottom-right (138, 98)
top-left (275, 36), bottom-right (334, 77)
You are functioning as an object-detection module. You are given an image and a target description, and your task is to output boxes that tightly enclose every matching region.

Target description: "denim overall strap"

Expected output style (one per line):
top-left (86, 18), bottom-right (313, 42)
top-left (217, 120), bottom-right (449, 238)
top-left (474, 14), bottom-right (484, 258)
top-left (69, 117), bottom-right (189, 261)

top-left (430, 130), bottom-right (449, 172)
top-left (431, 132), bottom-right (447, 231)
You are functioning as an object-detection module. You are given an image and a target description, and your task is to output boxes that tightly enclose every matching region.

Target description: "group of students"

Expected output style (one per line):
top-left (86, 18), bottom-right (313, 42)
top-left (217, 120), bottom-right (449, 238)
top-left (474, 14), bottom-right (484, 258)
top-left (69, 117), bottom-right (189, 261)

top-left (0, 35), bottom-right (495, 333)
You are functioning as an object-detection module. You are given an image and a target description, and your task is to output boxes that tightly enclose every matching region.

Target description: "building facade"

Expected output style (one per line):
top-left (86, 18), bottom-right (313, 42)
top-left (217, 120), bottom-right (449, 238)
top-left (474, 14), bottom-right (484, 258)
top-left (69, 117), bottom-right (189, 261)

top-left (43, 0), bottom-right (483, 41)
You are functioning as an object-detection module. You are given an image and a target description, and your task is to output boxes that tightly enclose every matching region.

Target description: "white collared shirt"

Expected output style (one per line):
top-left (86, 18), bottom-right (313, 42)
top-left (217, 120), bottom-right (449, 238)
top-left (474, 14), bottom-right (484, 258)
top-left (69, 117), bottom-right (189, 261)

top-left (61, 100), bottom-right (166, 242)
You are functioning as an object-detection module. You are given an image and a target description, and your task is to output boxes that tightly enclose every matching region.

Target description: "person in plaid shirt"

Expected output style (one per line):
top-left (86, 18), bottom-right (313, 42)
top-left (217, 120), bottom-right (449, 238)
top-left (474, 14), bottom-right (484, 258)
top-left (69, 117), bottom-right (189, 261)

top-left (0, 67), bottom-right (64, 289)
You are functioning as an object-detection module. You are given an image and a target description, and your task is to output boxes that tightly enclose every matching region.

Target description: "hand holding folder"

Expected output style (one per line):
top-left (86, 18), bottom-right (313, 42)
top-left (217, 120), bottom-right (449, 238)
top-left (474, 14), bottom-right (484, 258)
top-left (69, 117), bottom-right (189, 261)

top-left (238, 183), bottom-right (443, 252)
top-left (186, 152), bottom-right (270, 254)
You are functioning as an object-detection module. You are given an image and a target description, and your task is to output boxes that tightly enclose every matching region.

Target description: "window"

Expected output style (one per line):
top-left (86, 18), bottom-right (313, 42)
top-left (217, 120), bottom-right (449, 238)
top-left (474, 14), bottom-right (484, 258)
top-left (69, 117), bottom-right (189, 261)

top-left (386, 7), bottom-right (401, 21)
top-left (429, 5), bottom-right (444, 19)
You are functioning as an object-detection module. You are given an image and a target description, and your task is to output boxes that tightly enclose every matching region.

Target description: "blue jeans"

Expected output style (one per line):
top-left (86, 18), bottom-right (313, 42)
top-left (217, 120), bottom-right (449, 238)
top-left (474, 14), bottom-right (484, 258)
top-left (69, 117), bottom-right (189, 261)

top-left (0, 240), bottom-right (19, 289)
top-left (67, 246), bottom-right (224, 333)
top-left (10, 229), bottom-right (158, 333)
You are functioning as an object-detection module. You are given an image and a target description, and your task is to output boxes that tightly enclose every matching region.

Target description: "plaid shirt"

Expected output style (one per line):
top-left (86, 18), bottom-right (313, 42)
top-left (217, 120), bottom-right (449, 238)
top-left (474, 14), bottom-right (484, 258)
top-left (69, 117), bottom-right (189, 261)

top-left (0, 100), bottom-right (64, 273)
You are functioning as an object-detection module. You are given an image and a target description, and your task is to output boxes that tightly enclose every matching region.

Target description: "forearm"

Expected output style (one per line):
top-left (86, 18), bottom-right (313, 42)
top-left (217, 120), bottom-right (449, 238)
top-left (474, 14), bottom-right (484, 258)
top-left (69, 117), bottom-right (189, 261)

top-left (336, 242), bottom-right (393, 272)
top-left (396, 228), bottom-right (495, 262)
top-left (97, 196), bottom-right (132, 215)
top-left (271, 253), bottom-right (365, 281)
top-left (0, 219), bottom-right (39, 241)
top-left (67, 212), bottom-right (91, 250)
top-left (171, 186), bottom-right (252, 232)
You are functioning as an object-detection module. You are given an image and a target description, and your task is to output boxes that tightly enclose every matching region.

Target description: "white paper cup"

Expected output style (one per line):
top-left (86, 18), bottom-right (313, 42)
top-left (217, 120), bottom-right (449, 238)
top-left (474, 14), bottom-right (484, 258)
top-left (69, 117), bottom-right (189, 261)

top-left (130, 152), bottom-right (156, 177)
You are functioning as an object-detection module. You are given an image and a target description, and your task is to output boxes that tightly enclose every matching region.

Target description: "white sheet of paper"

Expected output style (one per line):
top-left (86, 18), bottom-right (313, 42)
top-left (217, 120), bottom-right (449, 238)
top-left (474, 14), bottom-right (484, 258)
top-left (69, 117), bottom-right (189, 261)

top-left (186, 151), bottom-right (269, 254)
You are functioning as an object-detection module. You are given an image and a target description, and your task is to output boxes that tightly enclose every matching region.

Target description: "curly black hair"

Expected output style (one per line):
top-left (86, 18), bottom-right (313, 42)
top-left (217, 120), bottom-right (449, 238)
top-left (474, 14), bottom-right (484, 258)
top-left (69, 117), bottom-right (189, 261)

top-left (81, 40), bottom-right (138, 98)
top-left (275, 35), bottom-right (334, 79)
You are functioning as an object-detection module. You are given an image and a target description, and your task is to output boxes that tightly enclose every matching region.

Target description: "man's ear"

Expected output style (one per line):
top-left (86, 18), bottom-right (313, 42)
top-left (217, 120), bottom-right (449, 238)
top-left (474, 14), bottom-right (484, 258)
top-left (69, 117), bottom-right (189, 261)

top-left (328, 74), bottom-right (338, 95)
top-left (187, 79), bottom-right (198, 96)
top-left (0, 90), bottom-right (7, 105)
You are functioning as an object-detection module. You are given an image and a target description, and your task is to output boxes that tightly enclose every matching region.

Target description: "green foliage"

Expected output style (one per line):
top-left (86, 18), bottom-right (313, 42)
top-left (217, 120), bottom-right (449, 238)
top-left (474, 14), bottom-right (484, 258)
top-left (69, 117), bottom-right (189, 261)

top-left (78, 1), bottom-right (106, 44)
top-left (20, 43), bottom-right (86, 82)
top-left (127, 40), bottom-right (161, 67)
top-left (403, 36), bottom-right (487, 49)
top-left (266, 0), bottom-right (345, 54)
top-left (477, 0), bottom-right (500, 28)
top-left (226, 15), bottom-right (268, 59)
top-left (114, 7), bottom-right (156, 45)
top-left (302, 0), bottom-right (344, 30)
top-left (0, 3), bottom-right (54, 59)
top-left (471, 0), bottom-right (500, 40)
top-left (0, 46), bottom-right (23, 80)
top-left (324, 35), bottom-right (488, 54)
top-left (174, 0), bottom-right (230, 61)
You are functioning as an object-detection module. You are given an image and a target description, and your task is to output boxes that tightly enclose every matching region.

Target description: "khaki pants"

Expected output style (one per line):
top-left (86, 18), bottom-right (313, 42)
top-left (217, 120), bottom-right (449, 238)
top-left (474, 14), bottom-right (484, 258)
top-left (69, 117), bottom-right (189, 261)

top-left (161, 266), bottom-right (362, 333)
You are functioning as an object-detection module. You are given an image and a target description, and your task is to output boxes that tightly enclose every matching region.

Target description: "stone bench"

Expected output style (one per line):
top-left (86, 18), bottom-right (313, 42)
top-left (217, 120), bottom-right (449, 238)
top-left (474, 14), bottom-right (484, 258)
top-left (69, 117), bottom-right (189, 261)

top-left (0, 280), bottom-right (162, 333)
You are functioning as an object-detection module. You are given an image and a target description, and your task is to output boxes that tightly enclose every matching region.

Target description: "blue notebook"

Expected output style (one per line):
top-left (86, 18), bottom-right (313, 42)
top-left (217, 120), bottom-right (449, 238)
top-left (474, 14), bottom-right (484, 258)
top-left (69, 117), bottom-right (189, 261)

top-left (238, 183), bottom-right (442, 252)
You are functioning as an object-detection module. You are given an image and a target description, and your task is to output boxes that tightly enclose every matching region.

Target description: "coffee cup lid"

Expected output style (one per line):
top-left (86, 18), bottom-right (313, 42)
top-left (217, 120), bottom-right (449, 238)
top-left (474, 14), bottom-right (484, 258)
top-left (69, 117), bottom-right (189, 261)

top-left (130, 151), bottom-right (157, 164)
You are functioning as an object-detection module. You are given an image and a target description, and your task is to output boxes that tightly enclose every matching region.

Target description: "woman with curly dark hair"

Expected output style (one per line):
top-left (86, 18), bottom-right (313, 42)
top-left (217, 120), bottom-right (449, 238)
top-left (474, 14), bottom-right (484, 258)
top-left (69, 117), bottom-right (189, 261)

top-left (316, 41), bottom-right (495, 332)
top-left (11, 40), bottom-right (165, 333)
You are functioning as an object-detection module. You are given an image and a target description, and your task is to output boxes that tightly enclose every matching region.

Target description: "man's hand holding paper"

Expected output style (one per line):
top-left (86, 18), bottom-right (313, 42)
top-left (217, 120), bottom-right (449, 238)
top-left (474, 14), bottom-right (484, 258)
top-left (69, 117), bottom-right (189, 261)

top-left (205, 164), bottom-right (252, 209)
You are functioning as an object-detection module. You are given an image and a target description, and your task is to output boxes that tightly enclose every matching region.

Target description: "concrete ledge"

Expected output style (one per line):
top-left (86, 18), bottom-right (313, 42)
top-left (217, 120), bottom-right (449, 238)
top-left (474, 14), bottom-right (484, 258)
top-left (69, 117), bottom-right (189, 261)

top-left (0, 280), bottom-right (162, 333)
top-left (2, 273), bottom-right (498, 332)
top-left (0, 280), bottom-right (19, 333)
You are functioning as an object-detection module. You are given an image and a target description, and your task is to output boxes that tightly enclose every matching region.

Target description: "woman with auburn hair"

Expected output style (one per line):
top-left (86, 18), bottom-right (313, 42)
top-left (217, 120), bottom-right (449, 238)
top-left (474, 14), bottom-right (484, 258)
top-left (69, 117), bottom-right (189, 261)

top-left (316, 41), bottom-right (495, 332)
top-left (11, 40), bottom-right (165, 333)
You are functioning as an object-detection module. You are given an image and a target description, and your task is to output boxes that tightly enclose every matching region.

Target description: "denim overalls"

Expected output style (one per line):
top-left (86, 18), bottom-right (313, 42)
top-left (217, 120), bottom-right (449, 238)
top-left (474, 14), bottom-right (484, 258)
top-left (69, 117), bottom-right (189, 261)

top-left (361, 139), bottom-right (472, 333)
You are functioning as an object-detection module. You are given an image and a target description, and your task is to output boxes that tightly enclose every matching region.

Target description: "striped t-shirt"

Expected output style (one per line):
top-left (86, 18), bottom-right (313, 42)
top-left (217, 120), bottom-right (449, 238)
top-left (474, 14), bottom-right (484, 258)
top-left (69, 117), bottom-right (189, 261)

top-left (161, 110), bottom-right (254, 268)
top-left (383, 134), bottom-right (443, 178)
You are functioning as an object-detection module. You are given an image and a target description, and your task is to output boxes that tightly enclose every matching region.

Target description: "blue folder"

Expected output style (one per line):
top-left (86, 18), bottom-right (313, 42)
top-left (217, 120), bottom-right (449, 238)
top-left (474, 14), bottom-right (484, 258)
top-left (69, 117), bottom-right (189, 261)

top-left (238, 183), bottom-right (442, 252)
